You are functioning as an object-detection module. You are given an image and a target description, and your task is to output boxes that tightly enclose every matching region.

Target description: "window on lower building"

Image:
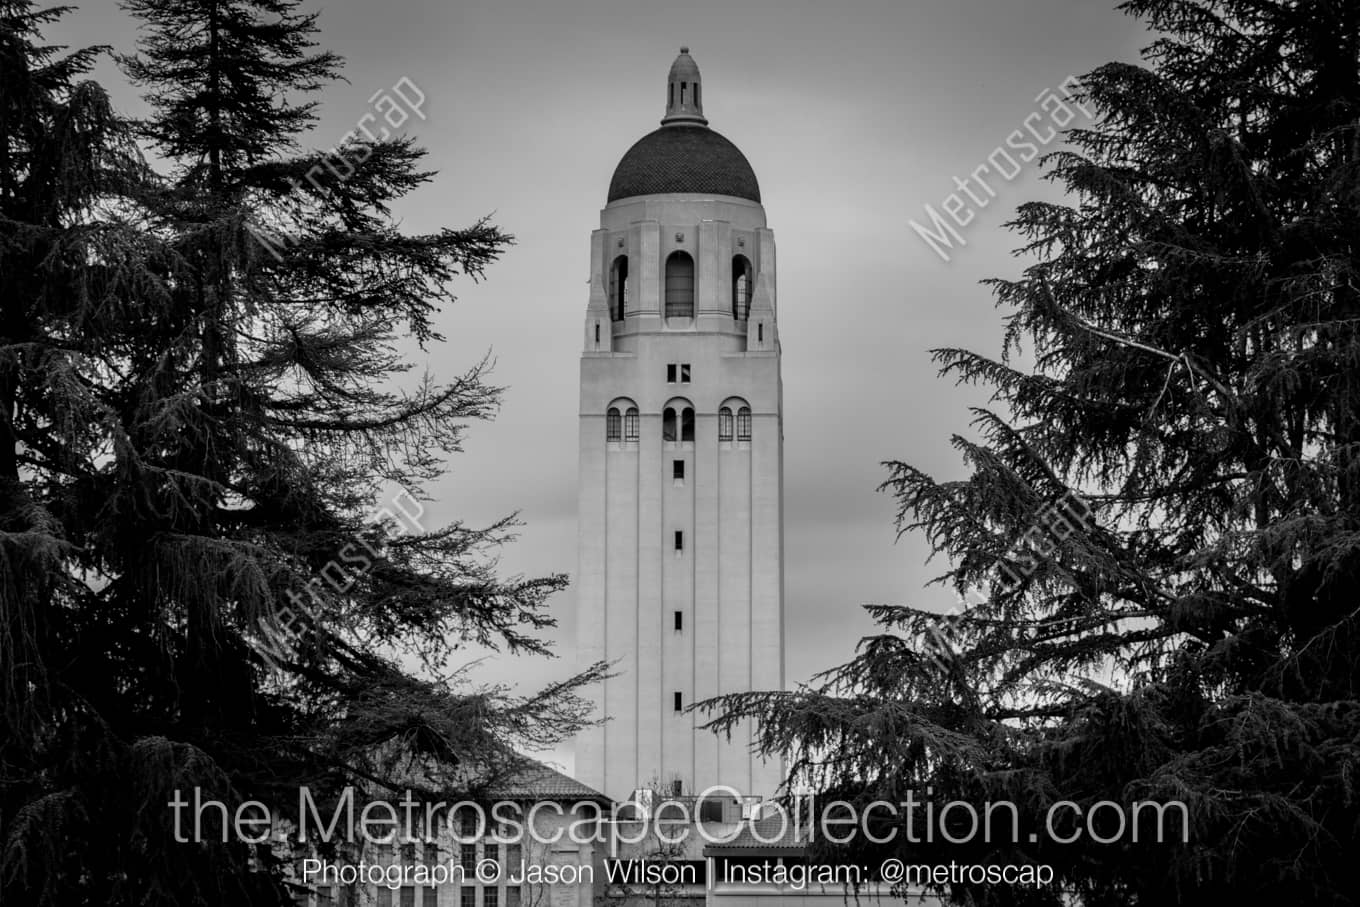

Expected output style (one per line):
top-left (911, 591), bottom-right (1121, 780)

top-left (673, 459), bottom-right (684, 481)
top-left (421, 888), bottom-right (436, 907)
top-left (506, 843), bottom-right (521, 870)
top-left (699, 797), bottom-right (725, 823)
top-left (377, 890), bottom-right (393, 907)
top-left (460, 843), bottom-right (476, 873)
top-left (718, 407), bottom-right (733, 441)
top-left (457, 807), bottom-right (479, 841)
top-left (674, 610), bottom-right (683, 631)
top-left (485, 888), bottom-right (500, 907)
top-left (624, 407), bottom-right (639, 441)
top-left (422, 841), bottom-right (439, 866)
top-left (399, 888), bottom-right (415, 907)
top-left (606, 407), bottom-right (621, 442)
top-left (460, 889), bottom-right (476, 907)
top-left (506, 888), bottom-right (522, 907)
top-left (401, 843), bottom-right (416, 865)
top-left (737, 407), bottom-right (752, 441)
top-left (673, 691), bottom-right (683, 712)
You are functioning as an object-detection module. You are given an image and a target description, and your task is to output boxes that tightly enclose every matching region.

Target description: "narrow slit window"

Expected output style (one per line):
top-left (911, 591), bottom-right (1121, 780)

top-left (680, 407), bottom-right (694, 443)
top-left (758, 323), bottom-right (764, 343)
top-left (674, 610), bottom-right (683, 631)
top-left (674, 530), bottom-right (684, 552)
top-left (673, 459), bottom-right (685, 481)
top-left (673, 691), bottom-right (683, 712)
top-left (680, 363), bottom-right (691, 383)
top-left (667, 363), bottom-right (677, 383)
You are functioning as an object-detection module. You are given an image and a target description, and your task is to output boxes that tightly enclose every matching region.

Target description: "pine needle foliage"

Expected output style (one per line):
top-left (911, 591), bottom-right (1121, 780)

top-left (702, 2), bottom-right (1360, 904)
top-left (0, 2), bottom-right (605, 903)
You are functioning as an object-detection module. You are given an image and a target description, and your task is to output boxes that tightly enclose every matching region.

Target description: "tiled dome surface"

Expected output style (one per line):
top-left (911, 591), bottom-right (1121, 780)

top-left (607, 125), bottom-right (761, 203)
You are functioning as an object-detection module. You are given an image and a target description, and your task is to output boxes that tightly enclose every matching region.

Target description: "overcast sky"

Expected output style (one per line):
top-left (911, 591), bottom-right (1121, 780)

top-left (50, 0), bottom-right (1150, 775)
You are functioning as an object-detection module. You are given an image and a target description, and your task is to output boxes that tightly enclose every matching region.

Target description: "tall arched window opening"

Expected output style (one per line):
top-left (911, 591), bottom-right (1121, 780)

top-left (732, 255), bottom-right (752, 320)
top-left (624, 407), bottom-right (639, 441)
top-left (609, 255), bottom-right (629, 321)
top-left (606, 408), bottom-right (622, 442)
top-left (680, 408), bottom-right (694, 443)
top-left (663, 407), bottom-right (678, 442)
top-left (664, 251), bottom-right (694, 319)
top-left (718, 407), bottom-right (734, 441)
top-left (736, 407), bottom-right (751, 441)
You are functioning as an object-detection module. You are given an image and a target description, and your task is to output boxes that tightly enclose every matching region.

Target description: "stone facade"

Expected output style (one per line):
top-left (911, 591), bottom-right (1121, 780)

top-left (575, 50), bottom-right (785, 805)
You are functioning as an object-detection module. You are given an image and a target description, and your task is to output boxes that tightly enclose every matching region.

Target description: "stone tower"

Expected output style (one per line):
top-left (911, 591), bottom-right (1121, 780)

top-left (575, 48), bottom-right (785, 804)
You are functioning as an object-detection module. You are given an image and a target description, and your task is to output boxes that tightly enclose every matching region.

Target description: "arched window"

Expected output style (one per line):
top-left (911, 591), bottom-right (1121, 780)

top-left (736, 407), bottom-right (752, 441)
top-left (624, 407), bottom-right (639, 441)
top-left (664, 251), bottom-right (694, 319)
top-left (663, 404), bottom-right (694, 443)
top-left (606, 407), bottom-right (622, 442)
top-left (732, 255), bottom-right (752, 320)
top-left (718, 407), bottom-right (734, 441)
top-left (609, 255), bottom-right (629, 321)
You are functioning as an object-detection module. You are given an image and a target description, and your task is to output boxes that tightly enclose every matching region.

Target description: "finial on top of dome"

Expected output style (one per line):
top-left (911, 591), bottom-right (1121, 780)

top-left (662, 47), bottom-right (707, 127)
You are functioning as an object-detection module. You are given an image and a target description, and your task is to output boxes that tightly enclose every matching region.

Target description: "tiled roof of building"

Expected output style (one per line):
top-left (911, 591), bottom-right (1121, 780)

top-left (704, 815), bottom-right (812, 851)
top-left (608, 125), bottom-right (761, 204)
top-left (488, 758), bottom-right (611, 803)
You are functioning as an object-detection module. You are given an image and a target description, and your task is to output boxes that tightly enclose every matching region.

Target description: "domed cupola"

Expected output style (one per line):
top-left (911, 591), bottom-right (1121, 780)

top-left (662, 46), bottom-right (706, 126)
top-left (606, 48), bottom-right (761, 204)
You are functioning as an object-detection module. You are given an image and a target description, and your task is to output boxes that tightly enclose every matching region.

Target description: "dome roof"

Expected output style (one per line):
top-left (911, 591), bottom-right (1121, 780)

top-left (608, 125), bottom-right (761, 203)
top-left (606, 48), bottom-right (762, 204)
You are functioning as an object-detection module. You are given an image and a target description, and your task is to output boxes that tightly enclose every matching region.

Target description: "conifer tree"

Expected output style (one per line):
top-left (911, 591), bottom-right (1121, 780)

top-left (706, 2), bottom-right (1360, 904)
top-left (1, 2), bottom-right (603, 903)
